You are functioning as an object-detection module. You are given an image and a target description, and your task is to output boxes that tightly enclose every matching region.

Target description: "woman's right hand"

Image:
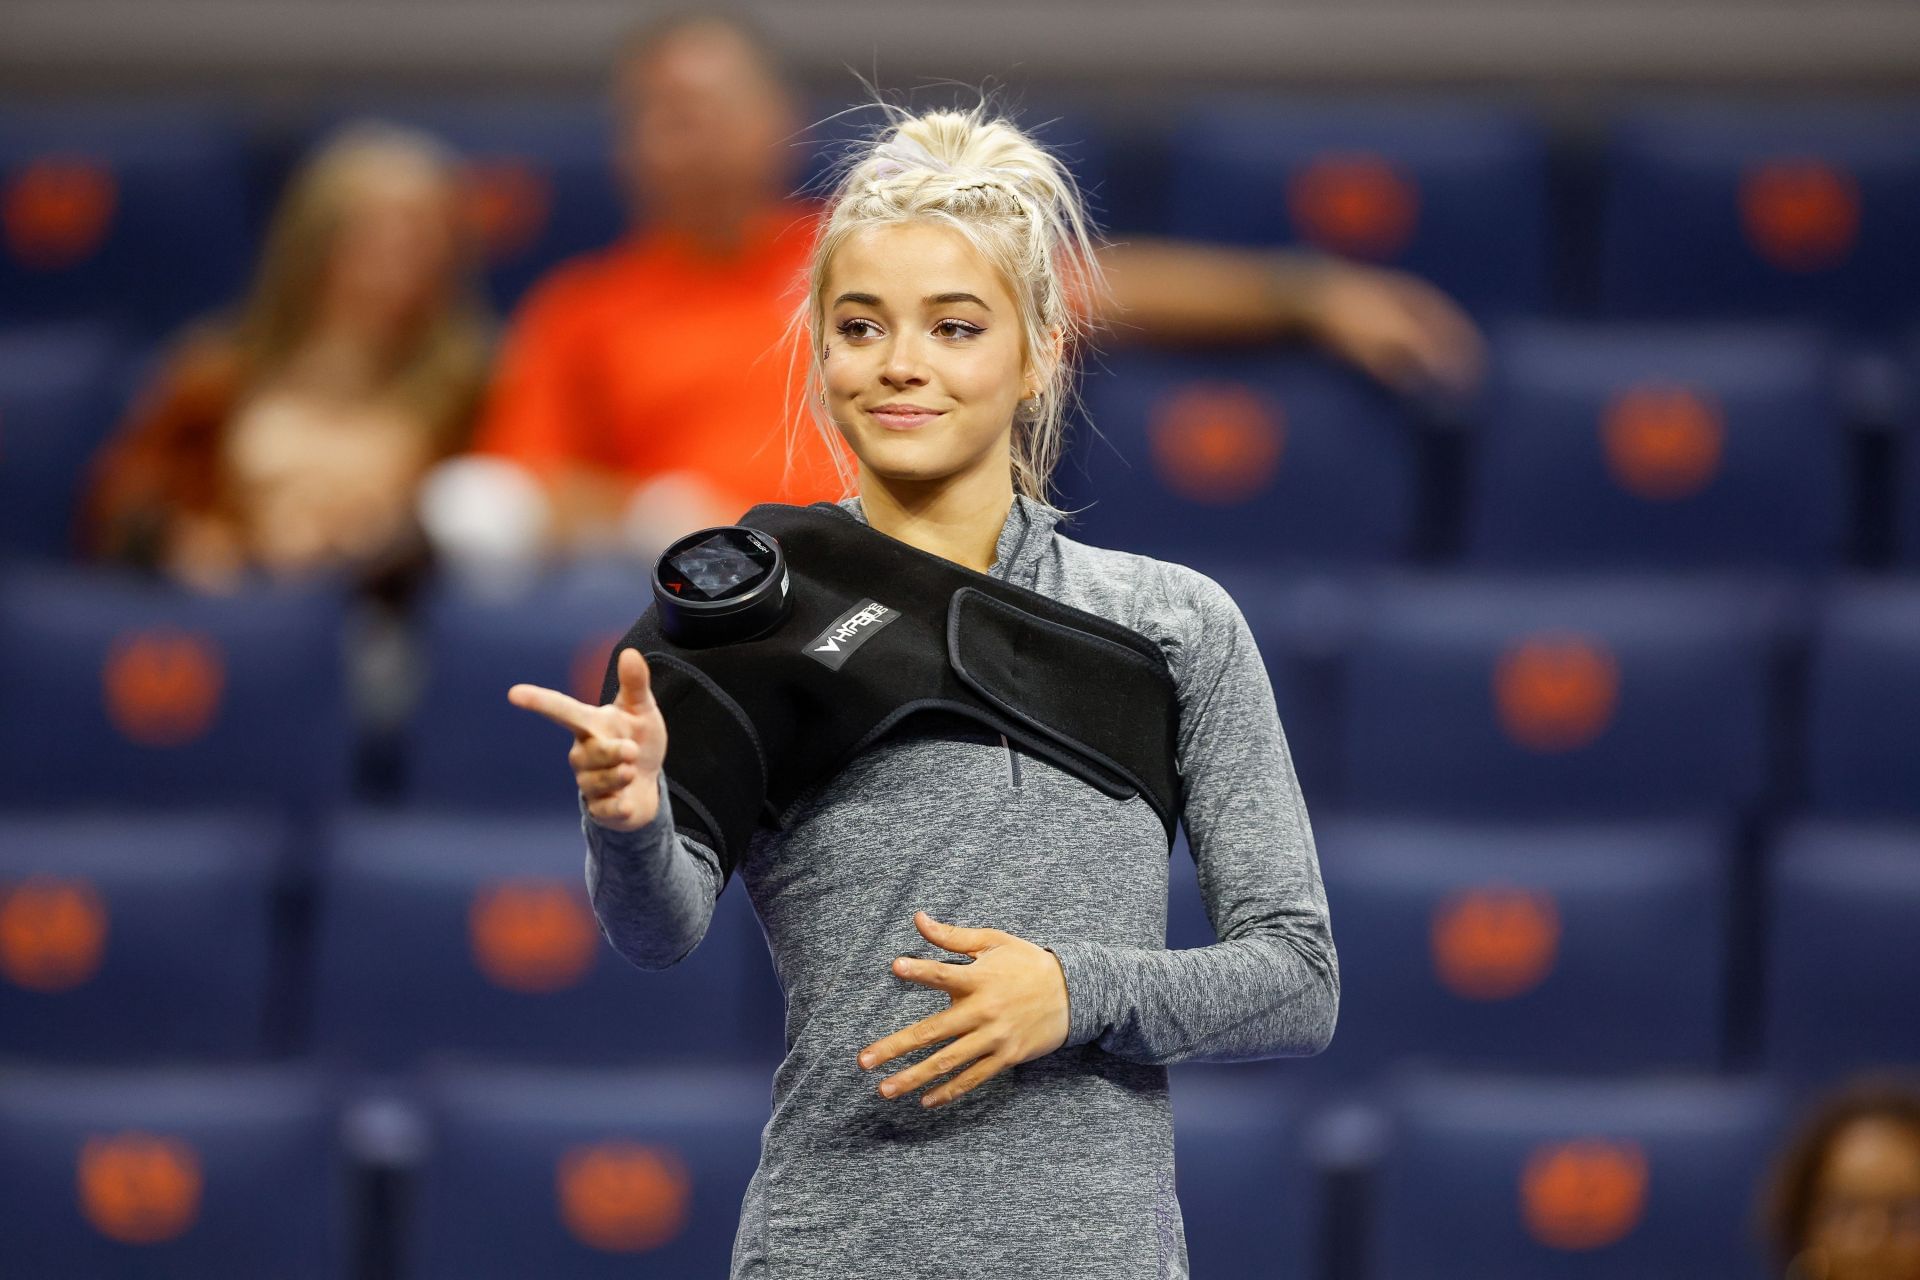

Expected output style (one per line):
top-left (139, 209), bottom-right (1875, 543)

top-left (507, 647), bottom-right (667, 832)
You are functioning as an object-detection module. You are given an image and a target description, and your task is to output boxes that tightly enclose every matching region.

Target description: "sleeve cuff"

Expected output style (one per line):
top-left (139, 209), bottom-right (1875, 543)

top-left (1041, 938), bottom-right (1110, 1050)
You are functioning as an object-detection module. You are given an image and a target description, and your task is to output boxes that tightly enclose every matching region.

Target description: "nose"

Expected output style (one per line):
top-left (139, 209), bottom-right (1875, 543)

top-left (880, 330), bottom-right (930, 389)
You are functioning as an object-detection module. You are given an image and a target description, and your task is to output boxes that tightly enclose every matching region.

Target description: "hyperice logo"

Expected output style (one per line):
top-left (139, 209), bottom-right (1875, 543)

top-left (804, 599), bottom-right (898, 670)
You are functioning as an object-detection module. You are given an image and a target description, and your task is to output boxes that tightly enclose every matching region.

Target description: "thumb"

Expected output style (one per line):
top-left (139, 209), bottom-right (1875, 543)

top-left (915, 910), bottom-right (998, 955)
top-left (613, 647), bottom-right (654, 714)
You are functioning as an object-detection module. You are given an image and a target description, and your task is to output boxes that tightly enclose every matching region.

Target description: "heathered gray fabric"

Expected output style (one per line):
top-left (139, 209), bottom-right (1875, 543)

top-left (579, 492), bottom-right (1338, 1278)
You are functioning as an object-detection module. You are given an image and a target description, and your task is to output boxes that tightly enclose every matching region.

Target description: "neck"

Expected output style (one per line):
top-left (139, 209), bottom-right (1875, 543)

top-left (856, 467), bottom-right (1016, 575)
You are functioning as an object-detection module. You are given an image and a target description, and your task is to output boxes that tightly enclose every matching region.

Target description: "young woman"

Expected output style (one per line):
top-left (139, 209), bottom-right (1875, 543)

top-left (79, 121), bottom-right (490, 598)
top-left (1761, 1076), bottom-right (1920, 1280)
top-left (508, 103), bottom-right (1338, 1278)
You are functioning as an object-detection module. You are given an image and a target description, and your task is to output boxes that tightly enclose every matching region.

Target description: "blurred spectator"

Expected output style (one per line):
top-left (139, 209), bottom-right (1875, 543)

top-left (1761, 1075), bottom-right (1920, 1280)
top-left (78, 122), bottom-right (491, 600)
top-left (437, 10), bottom-right (1482, 570)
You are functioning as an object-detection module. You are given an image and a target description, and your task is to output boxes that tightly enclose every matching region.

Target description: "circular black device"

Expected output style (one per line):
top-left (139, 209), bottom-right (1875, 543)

top-left (652, 525), bottom-right (790, 647)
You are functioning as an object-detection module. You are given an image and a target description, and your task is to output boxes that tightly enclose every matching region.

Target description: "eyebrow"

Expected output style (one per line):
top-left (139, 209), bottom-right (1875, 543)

top-left (830, 290), bottom-right (993, 311)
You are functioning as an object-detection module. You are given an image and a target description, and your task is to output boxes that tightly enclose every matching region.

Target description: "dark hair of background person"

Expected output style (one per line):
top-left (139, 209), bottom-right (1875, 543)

top-left (1760, 1073), bottom-right (1920, 1271)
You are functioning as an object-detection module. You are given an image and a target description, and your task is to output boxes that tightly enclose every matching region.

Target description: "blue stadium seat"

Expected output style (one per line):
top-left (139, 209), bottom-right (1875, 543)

top-left (312, 811), bottom-right (782, 1068)
top-left (407, 564), bottom-right (650, 808)
top-left (0, 1068), bottom-right (345, 1279)
top-left (307, 99), bottom-right (624, 310)
top-left (1902, 403), bottom-right (1920, 566)
top-left (1342, 575), bottom-right (1788, 819)
top-left (0, 104), bottom-right (255, 334)
top-left (0, 812), bottom-right (283, 1062)
top-left (1166, 98), bottom-right (1552, 315)
top-left (1373, 1075), bottom-right (1786, 1280)
top-left (1805, 579), bottom-right (1920, 818)
top-left (1467, 323), bottom-right (1846, 572)
top-left (1061, 352), bottom-right (1422, 573)
top-left (1311, 817), bottom-right (1731, 1075)
top-left (0, 324), bottom-right (129, 560)
top-left (1169, 1073), bottom-right (1317, 1278)
top-left (407, 1065), bottom-right (767, 1279)
top-left (1599, 102), bottom-right (1920, 331)
top-left (0, 566), bottom-right (352, 812)
top-left (1767, 819), bottom-right (1920, 1080)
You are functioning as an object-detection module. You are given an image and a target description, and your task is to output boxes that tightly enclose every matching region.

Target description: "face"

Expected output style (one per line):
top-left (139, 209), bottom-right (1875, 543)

top-left (1805, 1118), bottom-right (1920, 1280)
top-left (322, 152), bottom-right (459, 333)
top-left (611, 24), bottom-right (794, 228)
top-left (820, 221), bottom-right (1036, 497)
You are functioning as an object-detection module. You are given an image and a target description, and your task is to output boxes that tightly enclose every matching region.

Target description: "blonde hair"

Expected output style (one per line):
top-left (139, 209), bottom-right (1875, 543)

top-left (232, 121), bottom-right (491, 453)
top-left (790, 102), bottom-right (1108, 510)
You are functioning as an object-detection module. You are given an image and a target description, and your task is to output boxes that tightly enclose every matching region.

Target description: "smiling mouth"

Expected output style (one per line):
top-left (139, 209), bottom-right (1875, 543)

top-left (867, 407), bottom-right (944, 430)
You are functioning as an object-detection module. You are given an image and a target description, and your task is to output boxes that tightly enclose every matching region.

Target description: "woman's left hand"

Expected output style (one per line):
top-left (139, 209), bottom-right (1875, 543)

top-left (859, 910), bottom-right (1071, 1109)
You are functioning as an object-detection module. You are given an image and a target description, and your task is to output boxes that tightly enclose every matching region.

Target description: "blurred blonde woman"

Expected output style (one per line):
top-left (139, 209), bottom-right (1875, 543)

top-left (509, 101), bottom-right (1336, 1277)
top-left (80, 121), bottom-right (491, 597)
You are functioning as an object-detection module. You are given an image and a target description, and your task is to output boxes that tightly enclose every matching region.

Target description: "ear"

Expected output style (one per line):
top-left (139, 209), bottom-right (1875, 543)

top-left (1023, 325), bottom-right (1066, 397)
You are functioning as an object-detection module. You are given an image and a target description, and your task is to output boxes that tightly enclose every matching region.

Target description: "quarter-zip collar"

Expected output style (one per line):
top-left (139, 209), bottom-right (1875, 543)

top-left (834, 491), bottom-right (1060, 587)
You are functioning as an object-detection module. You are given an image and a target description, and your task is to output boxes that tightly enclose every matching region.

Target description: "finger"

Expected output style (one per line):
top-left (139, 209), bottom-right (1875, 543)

top-left (570, 736), bottom-right (638, 772)
top-left (508, 683), bottom-right (600, 737)
top-left (875, 1030), bottom-right (997, 1101)
top-left (858, 1007), bottom-right (971, 1072)
top-left (578, 763), bottom-right (636, 799)
top-left (612, 647), bottom-right (655, 715)
top-left (890, 953), bottom-right (975, 994)
top-left (914, 910), bottom-right (1002, 956)
top-left (922, 1050), bottom-right (1010, 1108)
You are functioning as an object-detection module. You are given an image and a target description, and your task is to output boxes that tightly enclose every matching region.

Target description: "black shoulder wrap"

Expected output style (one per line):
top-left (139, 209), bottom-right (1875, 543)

top-left (598, 502), bottom-right (1182, 883)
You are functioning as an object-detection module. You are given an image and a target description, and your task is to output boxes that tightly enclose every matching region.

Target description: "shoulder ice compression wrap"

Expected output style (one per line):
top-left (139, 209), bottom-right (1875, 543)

top-left (597, 501), bottom-right (1182, 884)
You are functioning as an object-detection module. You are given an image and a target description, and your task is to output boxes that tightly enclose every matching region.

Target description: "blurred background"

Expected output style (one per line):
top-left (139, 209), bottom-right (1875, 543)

top-left (3, 1), bottom-right (1919, 1277)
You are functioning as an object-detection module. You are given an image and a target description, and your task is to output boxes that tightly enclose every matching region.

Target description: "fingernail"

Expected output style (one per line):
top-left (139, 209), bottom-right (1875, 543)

top-left (921, 1094), bottom-right (939, 1108)
top-left (859, 1053), bottom-right (873, 1068)
top-left (879, 1082), bottom-right (895, 1097)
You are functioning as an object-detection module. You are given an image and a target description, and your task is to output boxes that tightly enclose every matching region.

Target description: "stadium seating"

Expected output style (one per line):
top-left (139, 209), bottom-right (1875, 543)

top-left (1599, 102), bottom-right (1920, 331)
top-left (0, 1067), bottom-right (346, 1278)
top-left (0, 566), bottom-right (353, 812)
top-left (0, 811), bottom-right (284, 1062)
top-left (303, 98), bottom-right (625, 310)
top-left (1766, 819), bottom-right (1920, 1080)
top-left (1061, 351), bottom-right (1423, 573)
top-left (0, 324), bottom-right (129, 560)
top-left (1166, 98), bottom-right (1552, 315)
top-left (311, 810), bottom-right (782, 1069)
top-left (0, 104), bottom-right (255, 335)
top-left (1466, 322), bottom-right (1846, 572)
top-left (405, 562), bottom-right (651, 809)
top-left (1169, 1072), bottom-right (1318, 1278)
top-left (1804, 578), bottom-right (1920, 818)
top-left (1311, 817), bottom-right (1732, 1075)
top-left (403, 1065), bottom-right (767, 1279)
top-left (1371, 1074), bottom-right (1786, 1279)
top-left (1340, 574), bottom-right (1788, 819)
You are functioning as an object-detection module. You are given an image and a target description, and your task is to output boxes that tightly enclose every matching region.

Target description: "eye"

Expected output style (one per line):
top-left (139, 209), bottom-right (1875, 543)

top-left (835, 318), bottom-right (881, 340)
top-left (934, 319), bottom-right (984, 340)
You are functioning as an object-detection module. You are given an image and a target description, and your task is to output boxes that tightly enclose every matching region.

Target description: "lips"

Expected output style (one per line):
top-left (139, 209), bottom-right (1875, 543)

top-left (866, 405), bottom-right (943, 431)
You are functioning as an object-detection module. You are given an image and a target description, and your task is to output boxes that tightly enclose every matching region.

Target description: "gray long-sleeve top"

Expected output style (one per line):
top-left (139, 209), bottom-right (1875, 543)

top-left (580, 492), bottom-right (1338, 1278)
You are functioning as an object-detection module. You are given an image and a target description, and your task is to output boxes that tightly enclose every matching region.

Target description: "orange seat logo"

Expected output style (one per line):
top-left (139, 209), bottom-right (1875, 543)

top-left (102, 628), bottom-right (225, 747)
top-left (1430, 884), bottom-right (1561, 1000)
top-left (1493, 632), bottom-right (1620, 753)
top-left (571, 631), bottom-right (622, 707)
top-left (1600, 384), bottom-right (1725, 501)
top-left (469, 879), bottom-right (598, 993)
top-left (0, 876), bottom-right (109, 992)
top-left (460, 159), bottom-right (551, 263)
top-left (1521, 1138), bottom-right (1649, 1250)
top-left (2, 157), bottom-right (118, 270)
top-left (1286, 153), bottom-right (1419, 260)
top-left (77, 1132), bottom-right (204, 1245)
top-left (1148, 383), bottom-right (1286, 504)
top-left (556, 1141), bottom-right (692, 1252)
top-left (1739, 158), bottom-right (1860, 273)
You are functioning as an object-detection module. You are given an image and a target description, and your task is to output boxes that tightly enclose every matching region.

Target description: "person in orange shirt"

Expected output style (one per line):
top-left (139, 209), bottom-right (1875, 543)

top-left (436, 11), bottom-right (1483, 572)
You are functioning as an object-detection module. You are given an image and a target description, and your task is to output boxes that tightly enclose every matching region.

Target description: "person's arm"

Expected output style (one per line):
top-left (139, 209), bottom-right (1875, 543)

top-left (580, 770), bottom-right (724, 970)
top-left (1093, 237), bottom-right (1485, 395)
top-left (1039, 568), bottom-right (1339, 1065)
